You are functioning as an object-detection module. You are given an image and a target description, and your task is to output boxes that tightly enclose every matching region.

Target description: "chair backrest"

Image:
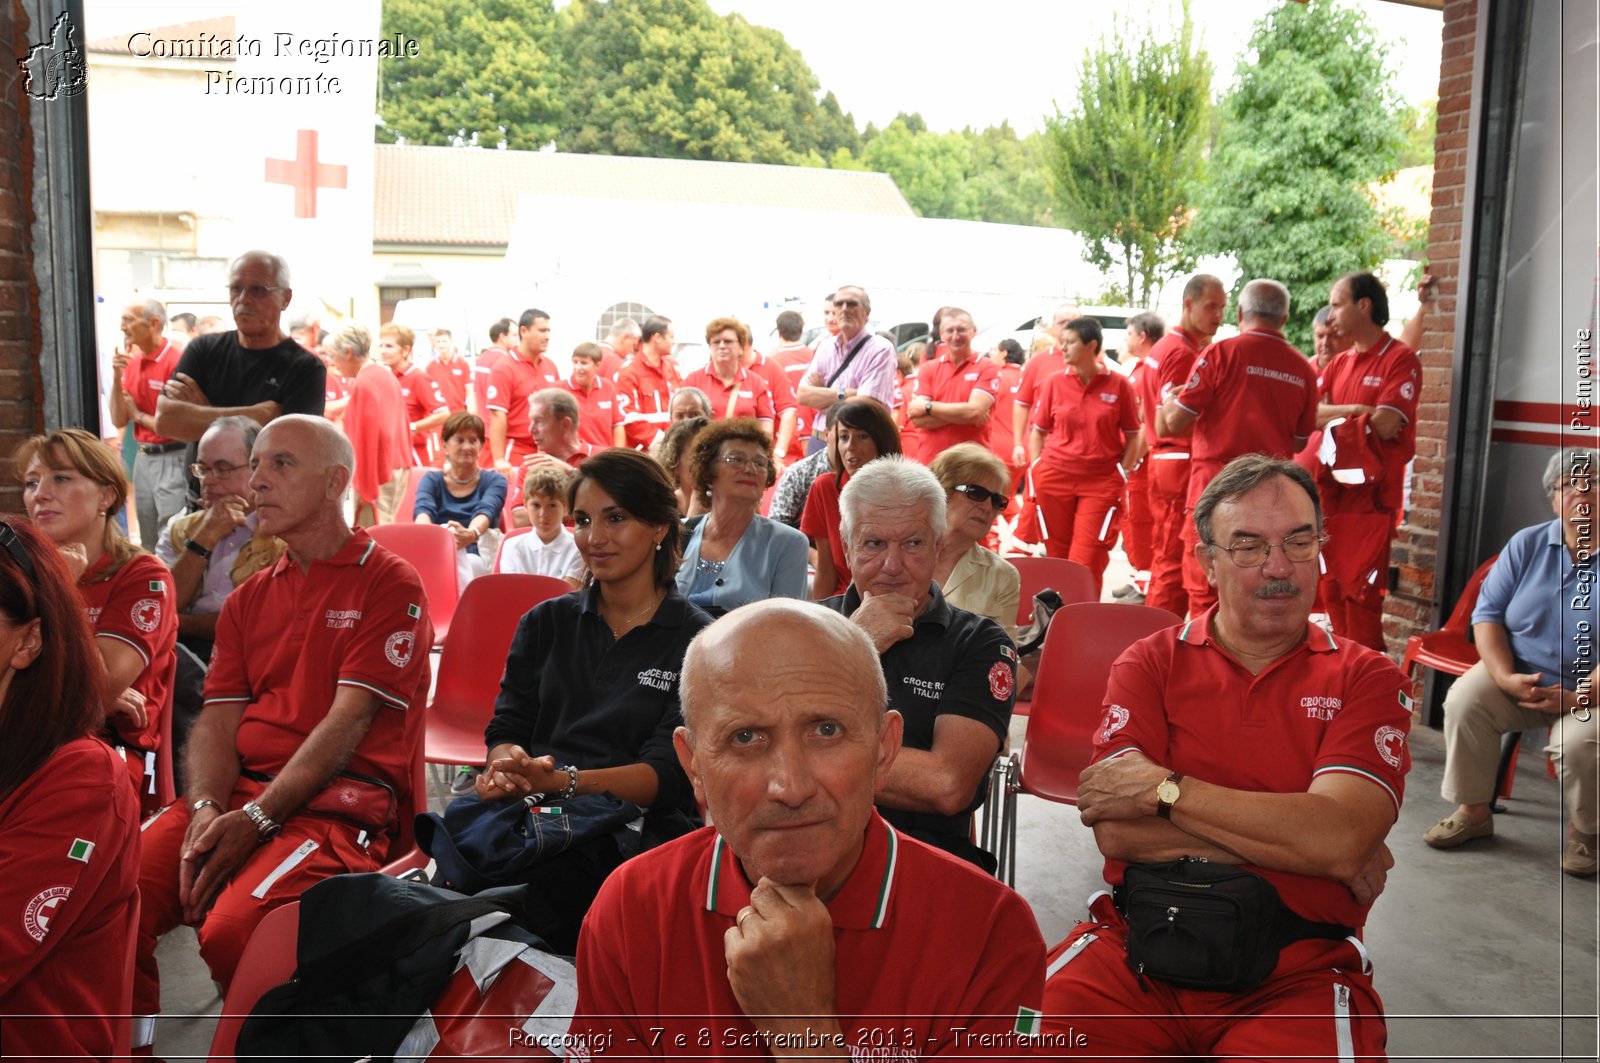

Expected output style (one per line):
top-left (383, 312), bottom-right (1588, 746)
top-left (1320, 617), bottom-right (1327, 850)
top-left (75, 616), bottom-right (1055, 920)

top-left (153, 654), bottom-right (177, 808)
top-left (492, 526), bottom-right (536, 573)
top-left (1019, 602), bottom-right (1181, 803)
top-left (367, 522), bottom-right (460, 637)
top-left (429, 573), bottom-right (574, 748)
top-left (1441, 553), bottom-right (1499, 635)
top-left (1009, 556), bottom-right (1098, 626)
top-left (379, 723), bottom-right (433, 878)
top-left (207, 900), bottom-right (301, 1063)
top-left (397, 465), bottom-right (431, 524)
top-left (501, 466), bottom-right (525, 531)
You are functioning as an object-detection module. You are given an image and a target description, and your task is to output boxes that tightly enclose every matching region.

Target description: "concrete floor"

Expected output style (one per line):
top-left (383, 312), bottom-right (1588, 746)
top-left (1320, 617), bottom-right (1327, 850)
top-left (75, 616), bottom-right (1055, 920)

top-left (143, 556), bottom-right (1600, 1062)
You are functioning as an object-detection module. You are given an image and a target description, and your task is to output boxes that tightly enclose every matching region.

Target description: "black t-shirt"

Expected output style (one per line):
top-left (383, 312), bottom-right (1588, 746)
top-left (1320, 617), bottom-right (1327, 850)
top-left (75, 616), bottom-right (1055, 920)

top-left (173, 331), bottom-right (326, 418)
top-left (822, 583), bottom-right (1017, 849)
top-left (485, 584), bottom-right (713, 822)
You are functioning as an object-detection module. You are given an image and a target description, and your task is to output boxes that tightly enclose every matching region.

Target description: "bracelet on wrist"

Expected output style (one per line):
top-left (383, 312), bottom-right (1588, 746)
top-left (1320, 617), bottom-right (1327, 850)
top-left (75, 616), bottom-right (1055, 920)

top-left (185, 538), bottom-right (213, 560)
top-left (190, 798), bottom-right (223, 816)
top-left (558, 764), bottom-right (579, 801)
top-left (241, 799), bottom-right (282, 841)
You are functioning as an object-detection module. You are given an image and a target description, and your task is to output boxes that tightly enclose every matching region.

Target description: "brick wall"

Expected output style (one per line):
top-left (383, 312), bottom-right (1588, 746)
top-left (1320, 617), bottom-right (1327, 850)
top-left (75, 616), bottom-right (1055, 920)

top-left (1386, 0), bottom-right (1476, 666)
top-left (0, 2), bottom-right (42, 515)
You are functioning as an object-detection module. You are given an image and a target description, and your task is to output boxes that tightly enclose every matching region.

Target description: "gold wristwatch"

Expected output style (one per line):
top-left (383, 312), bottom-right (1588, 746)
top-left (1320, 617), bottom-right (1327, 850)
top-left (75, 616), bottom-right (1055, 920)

top-left (1155, 771), bottom-right (1185, 819)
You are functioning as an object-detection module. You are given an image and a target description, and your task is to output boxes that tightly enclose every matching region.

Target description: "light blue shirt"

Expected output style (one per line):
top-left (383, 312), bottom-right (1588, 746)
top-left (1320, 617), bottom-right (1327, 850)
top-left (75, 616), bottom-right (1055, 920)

top-left (1473, 517), bottom-right (1599, 688)
top-left (676, 514), bottom-right (809, 614)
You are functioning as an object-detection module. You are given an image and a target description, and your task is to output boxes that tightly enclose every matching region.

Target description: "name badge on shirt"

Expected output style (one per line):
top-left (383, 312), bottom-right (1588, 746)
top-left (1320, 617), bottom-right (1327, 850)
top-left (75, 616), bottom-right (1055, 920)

top-left (964, 372), bottom-right (979, 381)
top-left (1362, 375), bottom-right (1384, 387)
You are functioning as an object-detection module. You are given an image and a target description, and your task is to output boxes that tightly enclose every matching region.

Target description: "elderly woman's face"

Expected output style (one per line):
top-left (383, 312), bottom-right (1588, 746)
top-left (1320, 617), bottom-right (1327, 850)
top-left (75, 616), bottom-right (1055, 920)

top-left (22, 450), bottom-right (113, 547)
top-left (712, 438), bottom-right (771, 504)
top-left (709, 329), bottom-right (742, 377)
top-left (945, 472), bottom-right (1009, 543)
top-left (1554, 468), bottom-right (1596, 537)
top-left (444, 429), bottom-right (482, 469)
top-left (671, 391), bottom-right (709, 423)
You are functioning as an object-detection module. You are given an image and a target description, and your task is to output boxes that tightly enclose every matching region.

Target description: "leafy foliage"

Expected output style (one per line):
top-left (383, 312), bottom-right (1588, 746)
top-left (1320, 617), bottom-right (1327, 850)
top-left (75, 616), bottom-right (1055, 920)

top-left (1044, 4), bottom-right (1211, 306)
top-left (1191, 0), bottom-right (1406, 348)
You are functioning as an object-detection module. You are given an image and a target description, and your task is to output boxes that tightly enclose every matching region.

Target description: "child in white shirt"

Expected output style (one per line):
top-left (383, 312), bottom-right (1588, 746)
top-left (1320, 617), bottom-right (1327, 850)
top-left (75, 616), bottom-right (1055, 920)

top-left (497, 465), bottom-right (586, 586)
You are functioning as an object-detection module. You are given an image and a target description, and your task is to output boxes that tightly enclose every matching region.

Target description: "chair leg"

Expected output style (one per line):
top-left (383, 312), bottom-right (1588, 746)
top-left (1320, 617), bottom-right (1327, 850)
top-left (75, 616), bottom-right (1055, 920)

top-left (979, 754), bottom-right (1009, 872)
top-left (1492, 732), bottom-right (1522, 812)
top-left (1002, 755), bottom-right (1018, 887)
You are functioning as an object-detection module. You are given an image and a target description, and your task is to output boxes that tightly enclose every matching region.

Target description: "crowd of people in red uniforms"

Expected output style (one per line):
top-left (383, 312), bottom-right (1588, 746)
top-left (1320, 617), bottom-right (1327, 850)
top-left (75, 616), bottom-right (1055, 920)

top-left (4, 248), bottom-right (1440, 1058)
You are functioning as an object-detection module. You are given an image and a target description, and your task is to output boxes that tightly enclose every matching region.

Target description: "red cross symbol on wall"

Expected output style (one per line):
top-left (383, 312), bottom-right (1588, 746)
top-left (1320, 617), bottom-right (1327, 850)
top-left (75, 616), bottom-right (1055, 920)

top-left (264, 129), bottom-right (348, 219)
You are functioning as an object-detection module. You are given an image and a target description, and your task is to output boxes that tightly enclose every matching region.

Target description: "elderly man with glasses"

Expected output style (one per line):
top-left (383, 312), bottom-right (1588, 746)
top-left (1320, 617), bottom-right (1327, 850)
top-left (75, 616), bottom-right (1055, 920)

top-left (1042, 454), bottom-right (1411, 1060)
top-left (154, 416), bottom-right (285, 660)
top-left (795, 285), bottom-right (897, 417)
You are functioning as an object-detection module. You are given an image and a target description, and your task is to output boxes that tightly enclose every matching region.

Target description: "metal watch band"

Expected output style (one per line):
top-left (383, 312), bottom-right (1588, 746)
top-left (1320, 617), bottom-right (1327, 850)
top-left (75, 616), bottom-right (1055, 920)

top-left (190, 798), bottom-right (223, 816)
top-left (241, 799), bottom-right (281, 840)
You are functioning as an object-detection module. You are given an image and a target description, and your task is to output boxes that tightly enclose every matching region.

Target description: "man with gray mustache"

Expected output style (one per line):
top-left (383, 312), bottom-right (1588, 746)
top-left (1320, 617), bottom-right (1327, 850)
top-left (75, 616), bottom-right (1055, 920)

top-left (1041, 454), bottom-right (1412, 1060)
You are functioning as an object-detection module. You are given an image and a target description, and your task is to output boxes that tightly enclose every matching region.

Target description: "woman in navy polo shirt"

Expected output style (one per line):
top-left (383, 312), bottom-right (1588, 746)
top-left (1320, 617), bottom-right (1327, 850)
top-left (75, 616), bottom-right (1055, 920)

top-left (475, 448), bottom-right (713, 950)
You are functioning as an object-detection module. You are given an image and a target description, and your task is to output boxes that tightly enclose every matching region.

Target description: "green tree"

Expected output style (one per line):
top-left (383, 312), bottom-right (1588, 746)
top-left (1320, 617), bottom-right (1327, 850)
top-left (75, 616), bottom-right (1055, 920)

top-left (858, 119), bottom-right (971, 218)
top-left (1044, 4), bottom-right (1211, 306)
top-left (1192, 0), bottom-right (1406, 348)
top-left (1396, 97), bottom-right (1436, 169)
top-left (378, 0), bottom-right (564, 149)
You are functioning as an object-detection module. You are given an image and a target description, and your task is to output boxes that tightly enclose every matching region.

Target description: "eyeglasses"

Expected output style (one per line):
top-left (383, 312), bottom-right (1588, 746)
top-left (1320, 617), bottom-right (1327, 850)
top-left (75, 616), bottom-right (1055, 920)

top-left (1558, 478), bottom-right (1595, 495)
top-left (1209, 534), bottom-right (1326, 568)
top-left (226, 284), bottom-right (284, 300)
top-left (0, 521), bottom-right (38, 584)
top-left (833, 299), bottom-right (863, 310)
top-left (952, 483), bottom-right (1009, 512)
top-left (720, 453), bottom-right (772, 472)
top-left (190, 461), bottom-right (245, 480)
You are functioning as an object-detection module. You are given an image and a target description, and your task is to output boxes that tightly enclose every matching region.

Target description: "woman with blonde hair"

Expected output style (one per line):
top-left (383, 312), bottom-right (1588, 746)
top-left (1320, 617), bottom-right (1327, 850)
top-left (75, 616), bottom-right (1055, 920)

top-left (16, 428), bottom-right (178, 814)
top-left (928, 443), bottom-right (1022, 644)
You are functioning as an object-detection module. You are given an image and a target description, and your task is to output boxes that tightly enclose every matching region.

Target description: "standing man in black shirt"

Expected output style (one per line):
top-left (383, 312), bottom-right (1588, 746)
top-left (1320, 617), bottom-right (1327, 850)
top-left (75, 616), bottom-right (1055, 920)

top-left (820, 455), bottom-right (1016, 871)
top-left (155, 250), bottom-right (326, 444)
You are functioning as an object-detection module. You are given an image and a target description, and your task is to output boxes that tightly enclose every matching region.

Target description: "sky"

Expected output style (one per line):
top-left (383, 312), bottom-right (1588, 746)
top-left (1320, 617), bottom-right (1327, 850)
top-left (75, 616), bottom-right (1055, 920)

top-left (710, 0), bottom-right (1445, 134)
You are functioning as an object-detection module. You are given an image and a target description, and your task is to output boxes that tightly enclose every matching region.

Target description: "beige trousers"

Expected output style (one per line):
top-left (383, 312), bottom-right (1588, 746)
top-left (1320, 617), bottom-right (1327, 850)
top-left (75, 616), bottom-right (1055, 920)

top-left (1441, 661), bottom-right (1599, 834)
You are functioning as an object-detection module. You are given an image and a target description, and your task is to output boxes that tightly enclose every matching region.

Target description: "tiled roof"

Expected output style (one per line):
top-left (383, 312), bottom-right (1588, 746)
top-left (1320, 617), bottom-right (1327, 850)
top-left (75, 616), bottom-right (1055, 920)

top-left (87, 17), bottom-right (236, 55)
top-left (374, 144), bottom-right (915, 247)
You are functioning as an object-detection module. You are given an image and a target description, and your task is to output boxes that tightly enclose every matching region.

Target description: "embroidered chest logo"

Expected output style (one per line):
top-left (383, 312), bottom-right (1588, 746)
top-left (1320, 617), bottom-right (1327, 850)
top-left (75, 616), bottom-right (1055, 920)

top-left (131, 598), bottom-right (162, 633)
top-left (23, 886), bottom-right (72, 942)
top-left (1097, 704), bottom-right (1130, 744)
top-left (1374, 726), bottom-right (1406, 770)
top-left (385, 630), bottom-right (414, 668)
top-left (638, 668), bottom-right (676, 691)
top-left (988, 661), bottom-right (1014, 701)
top-left (1361, 374), bottom-right (1384, 387)
top-left (902, 676), bottom-right (945, 700)
top-left (325, 609), bottom-right (362, 629)
top-left (1301, 695), bottom-right (1343, 721)
top-left (964, 372), bottom-right (980, 382)
top-left (86, 606), bottom-right (102, 623)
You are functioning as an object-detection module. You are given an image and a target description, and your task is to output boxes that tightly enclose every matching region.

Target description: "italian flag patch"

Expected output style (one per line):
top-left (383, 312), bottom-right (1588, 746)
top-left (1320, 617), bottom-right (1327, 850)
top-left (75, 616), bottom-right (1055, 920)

top-left (1399, 690), bottom-right (1415, 712)
top-left (1014, 1006), bottom-right (1041, 1038)
top-left (149, 580), bottom-right (164, 592)
top-left (68, 838), bottom-right (94, 863)
top-left (407, 603), bottom-right (421, 619)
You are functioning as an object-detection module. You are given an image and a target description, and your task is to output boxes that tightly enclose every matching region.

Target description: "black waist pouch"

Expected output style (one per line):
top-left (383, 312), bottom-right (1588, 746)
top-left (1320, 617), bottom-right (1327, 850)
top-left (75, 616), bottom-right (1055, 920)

top-left (1116, 857), bottom-right (1351, 992)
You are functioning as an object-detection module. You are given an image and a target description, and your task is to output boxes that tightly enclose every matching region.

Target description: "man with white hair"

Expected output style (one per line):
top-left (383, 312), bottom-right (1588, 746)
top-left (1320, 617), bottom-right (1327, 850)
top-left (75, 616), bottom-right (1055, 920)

top-left (796, 286), bottom-right (897, 414)
top-left (111, 296), bottom-right (186, 548)
top-left (823, 456), bottom-right (1017, 870)
top-left (569, 600), bottom-right (1045, 1055)
top-left (1157, 278), bottom-right (1319, 616)
top-left (131, 414), bottom-right (432, 1052)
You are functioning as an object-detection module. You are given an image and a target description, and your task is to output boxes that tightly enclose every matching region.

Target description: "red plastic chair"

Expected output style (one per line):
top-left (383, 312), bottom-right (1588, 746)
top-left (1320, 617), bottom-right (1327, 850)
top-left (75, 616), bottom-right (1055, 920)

top-left (492, 526), bottom-right (536, 573)
top-left (152, 655), bottom-right (177, 808)
top-left (1008, 556), bottom-right (1098, 627)
top-left (367, 522), bottom-right (460, 646)
top-left (425, 573), bottom-right (574, 771)
top-left (379, 727), bottom-right (434, 879)
top-left (982, 602), bottom-right (1180, 884)
top-left (1400, 554), bottom-right (1498, 680)
top-left (396, 465), bottom-right (432, 524)
top-left (206, 900), bottom-right (300, 1063)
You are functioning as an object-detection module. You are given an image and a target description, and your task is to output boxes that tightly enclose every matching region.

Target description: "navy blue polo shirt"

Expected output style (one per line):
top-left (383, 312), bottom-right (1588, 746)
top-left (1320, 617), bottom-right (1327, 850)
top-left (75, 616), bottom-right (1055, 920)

top-left (821, 583), bottom-right (1017, 847)
top-left (486, 584), bottom-right (713, 819)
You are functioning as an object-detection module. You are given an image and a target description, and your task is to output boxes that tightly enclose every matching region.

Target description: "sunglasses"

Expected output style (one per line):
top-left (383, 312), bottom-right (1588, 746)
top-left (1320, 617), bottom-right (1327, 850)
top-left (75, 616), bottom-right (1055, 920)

top-left (952, 484), bottom-right (1009, 511)
top-left (0, 520), bottom-right (37, 584)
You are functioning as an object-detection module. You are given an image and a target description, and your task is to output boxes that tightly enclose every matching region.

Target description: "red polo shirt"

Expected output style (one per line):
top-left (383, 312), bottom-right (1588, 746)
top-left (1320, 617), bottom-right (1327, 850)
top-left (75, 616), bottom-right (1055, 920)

top-left (617, 355), bottom-right (683, 450)
top-left (78, 552), bottom-right (176, 756)
top-left (770, 342), bottom-right (816, 453)
top-left (472, 346), bottom-right (509, 416)
top-left (1013, 345), bottom-right (1065, 410)
top-left (988, 361), bottom-right (1023, 465)
top-left (322, 370), bottom-right (349, 425)
top-left (486, 351), bottom-right (564, 462)
top-left (595, 341), bottom-right (625, 381)
top-left (343, 362), bottom-right (411, 505)
top-left (1174, 327), bottom-right (1320, 507)
top-left (1030, 366), bottom-right (1140, 485)
top-left (393, 363), bottom-right (450, 464)
top-left (205, 530), bottom-right (433, 819)
top-left (682, 366), bottom-right (776, 423)
top-left (799, 470), bottom-right (851, 596)
top-left (565, 376), bottom-right (627, 450)
top-left (912, 350), bottom-right (1001, 463)
top-left (1139, 326), bottom-right (1205, 456)
top-left (424, 355), bottom-right (472, 414)
top-left (120, 340), bottom-right (182, 444)
top-left (744, 351), bottom-right (798, 417)
top-left (1316, 335), bottom-right (1422, 510)
top-left (570, 813), bottom-right (1046, 1057)
top-left (1092, 609), bottom-right (1410, 927)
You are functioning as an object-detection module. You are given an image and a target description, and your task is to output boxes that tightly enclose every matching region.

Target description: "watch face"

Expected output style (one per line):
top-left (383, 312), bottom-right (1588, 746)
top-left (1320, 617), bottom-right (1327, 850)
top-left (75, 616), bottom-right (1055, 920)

top-left (1157, 779), bottom-right (1180, 804)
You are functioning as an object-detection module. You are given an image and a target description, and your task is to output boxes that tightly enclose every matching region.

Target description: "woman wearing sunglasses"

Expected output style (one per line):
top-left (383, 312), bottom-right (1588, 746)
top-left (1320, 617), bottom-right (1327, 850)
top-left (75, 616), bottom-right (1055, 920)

top-left (0, 516), bottom-right (140, 1060)
top-left (16, 428), bottom-right (178, 816)
top-left (928, 443), bottom-right (1022, 644)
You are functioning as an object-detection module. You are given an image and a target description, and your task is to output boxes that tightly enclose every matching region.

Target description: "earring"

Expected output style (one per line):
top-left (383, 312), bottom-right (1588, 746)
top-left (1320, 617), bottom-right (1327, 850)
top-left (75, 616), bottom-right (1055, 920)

top-left (655, 541), bottom-right (663, 552)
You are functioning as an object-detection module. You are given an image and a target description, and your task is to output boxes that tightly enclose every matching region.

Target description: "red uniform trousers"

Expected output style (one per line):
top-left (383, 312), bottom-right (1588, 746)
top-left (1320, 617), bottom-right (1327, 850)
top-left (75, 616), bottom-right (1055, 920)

top-left (134, 787), bottom-right (388, 1016)
top-left (1319, 487), bottom-right (1395, 651)
top-left (1144, 454), bottom-right (1191, 616)
top-left (1031, 461), bottom-right (1121, 596)
top-left (1043, 895), bottom-right (1387, 1061)
top-left (1122, 460), bottom-right (1152, 574)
